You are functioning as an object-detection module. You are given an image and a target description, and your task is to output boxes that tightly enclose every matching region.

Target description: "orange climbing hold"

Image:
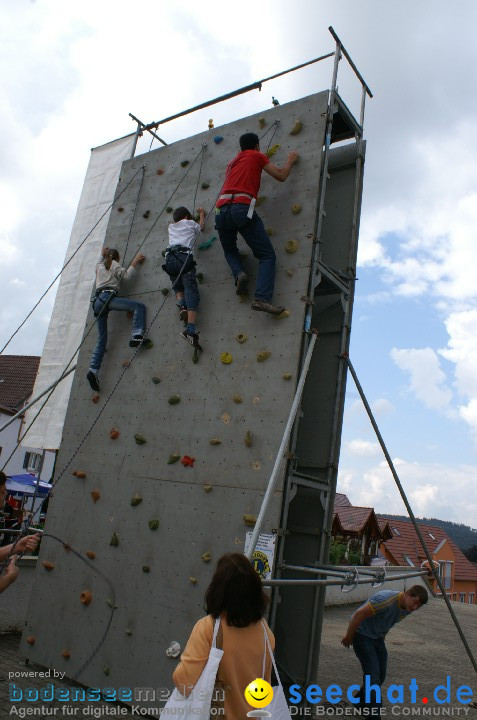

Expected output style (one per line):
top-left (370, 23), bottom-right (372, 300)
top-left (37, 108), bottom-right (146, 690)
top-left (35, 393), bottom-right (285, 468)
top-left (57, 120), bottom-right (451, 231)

top-left (80, 590), bottom-right (92, 606)
top-left (181, 455), bottom-right (195, 467)
top-left (110, 428), bottom-right (120, 439)
top-left (72, 471), bottom-right (86, 479)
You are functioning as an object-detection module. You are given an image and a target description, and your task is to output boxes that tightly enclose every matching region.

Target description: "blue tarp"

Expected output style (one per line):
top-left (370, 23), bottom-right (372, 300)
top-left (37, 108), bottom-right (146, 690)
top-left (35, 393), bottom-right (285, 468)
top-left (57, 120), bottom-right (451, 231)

top-left (6, 473), bottom-right (52, 497)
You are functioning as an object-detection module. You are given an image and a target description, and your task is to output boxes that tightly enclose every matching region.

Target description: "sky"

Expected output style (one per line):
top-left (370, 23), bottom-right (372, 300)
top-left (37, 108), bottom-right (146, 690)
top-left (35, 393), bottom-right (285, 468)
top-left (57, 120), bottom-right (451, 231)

top-left (1, 0), bottom-right (477, 528)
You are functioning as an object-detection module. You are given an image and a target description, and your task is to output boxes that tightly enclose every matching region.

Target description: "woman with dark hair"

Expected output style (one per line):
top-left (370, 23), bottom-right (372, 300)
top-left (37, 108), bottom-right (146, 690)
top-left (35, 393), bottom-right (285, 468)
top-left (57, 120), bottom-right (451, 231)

top-left (173, 553), bottom-right (274, 720)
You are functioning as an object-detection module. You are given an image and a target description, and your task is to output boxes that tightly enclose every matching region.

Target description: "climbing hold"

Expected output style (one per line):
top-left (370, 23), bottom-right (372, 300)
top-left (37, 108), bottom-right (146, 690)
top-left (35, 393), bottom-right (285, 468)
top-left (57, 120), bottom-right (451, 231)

top-left (209, 438), bottom-right (221, 445)
top-left (125, 628), bottom-right (133, 636)
top-left (130, 494), bottom-right (143, 507)
top-left (156, 168), bottom-right (165, 175)
top-left (152, 376), bottom-right (161, 384)
top-left (134, 434), bottom-right (147, 445)
top-left (91, 489), bottom-right (101, 503)
top-left (110, 428), bottom-right (120, 440)
top-left (167, 453), bottom-right (181, 464)
top-left (198, 236), bottom-right (216, 251)
top-left (232, 394), bottom-right (242, 404)
top-left (201, 552), bottom-right (212, 563)
top-left (257, 351), bottom-right (272, 362)
top-left (196, 272), bottom-right (204, 283)
top-left (181, 455), bottom-right (195, 467)
top-left (189, 577), bottom-right (197, 584)
top-left (213, 135), bottom-right (223, 144)
top-left (292, 203), bottom-right (302, 215)
top-left (286, 269), bottom-right (294, 277)
top-left (168, 395), bottom-right (181, 405)
top-left (127, 310), bottom-right (133, 319)
top-left (26, 636), bottom-right (36, 645)
top-left (221, 413), bottom-right (231, 424)
top-left (272, 96), bottom-right (279, 106)
top-left (180, 160), bottom-right (189, 167)
top-left (63, 544), bottom-right (71, 553)
top-left (122, 360), bottom-right (130, 368)
top-left (192, 348), bottom-right (200, 364)
top-left (203, 484), bottom-right (213, 492)
top-left (208, 119), bottom-right (214, 129)
top-left (80, 590), bottom-right (92, 606)
top-left (86, 551), bottom-right (96, 560)
top-left (148, 519), bottom-right (160, 531)
top-left (62, 650), bottom-right (71, 660)
top-left (221, 352), bottom-right (233, 364)
top-left (42, 561), bottom-right (55, 571)
top-left (266, 227), bottom-right (274, 236)
top-left (277, 309), bottom-right (290, 319)
top-left (142, 339), bottom-right (153, 349)
top-left (103, 667), bottom-right (110, 677)
top-left (258, 117), bottom-right (266, 129)
top-left (117, 207), bottom-right (124, 213)
top-left (142, 565), bottom-right (151, 573)
top-left (166, 206), bottom-right (173, 213)
top-left (72, 470), bottom-right (86, 479)
top-left (285, 239), bottom-right (299, 254)
top-left (266, 144), bottom-right (280, 158)
top-left (166, 641), bottom-right (181, 658)
top-left (255, 196), bottom-right (266, 207)
top-left (290, 120), bottom-right (303, 135)
top-left (252, 396), bottom-right (260, 404)
top-left (106, 598), bottom-right (117, 609)
top-left (92, 394), bottom-right (100, 404)
top-left (235, 333), bottom-right (248, 344)
top-left (110, 532), bottom-right (119, 547)
top-left (161, 288), bottom-right (170, 296)
top-left (243, 514), bottom-right (257, 527)
top-left (283, 372), bottom-right (292, 380)
top-left (143, 210), bottom-right (151, 219)
top-left (201, 181), bottom-right (210, 189)
top-left (252, 461), bottom-right (262, 470)
top-left (244, 430), bottom-right (253, 447)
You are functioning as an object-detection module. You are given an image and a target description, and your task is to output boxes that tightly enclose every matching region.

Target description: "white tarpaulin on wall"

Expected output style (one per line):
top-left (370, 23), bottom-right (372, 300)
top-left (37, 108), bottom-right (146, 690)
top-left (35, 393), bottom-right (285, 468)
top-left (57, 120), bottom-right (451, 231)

top-left (23, 134), bottom-right (136, 450)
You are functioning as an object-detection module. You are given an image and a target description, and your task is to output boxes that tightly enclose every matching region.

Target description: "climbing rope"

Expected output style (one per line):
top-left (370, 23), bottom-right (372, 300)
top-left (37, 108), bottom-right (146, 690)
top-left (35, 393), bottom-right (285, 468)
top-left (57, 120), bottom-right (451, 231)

top-left (122, 165), bottom-right (146, 263)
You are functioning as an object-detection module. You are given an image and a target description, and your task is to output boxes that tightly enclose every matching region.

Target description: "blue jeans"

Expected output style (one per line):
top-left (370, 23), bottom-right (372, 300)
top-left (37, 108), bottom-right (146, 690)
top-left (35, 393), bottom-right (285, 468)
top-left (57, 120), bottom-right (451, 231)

top-left (352, 633), bottom-right (387, 710)
top-left (89, 291), bottom-right (146, 373)
top-left (164, 252), bottom-right (200, 311)
top-left (215, 204), bottom-right (276, 303)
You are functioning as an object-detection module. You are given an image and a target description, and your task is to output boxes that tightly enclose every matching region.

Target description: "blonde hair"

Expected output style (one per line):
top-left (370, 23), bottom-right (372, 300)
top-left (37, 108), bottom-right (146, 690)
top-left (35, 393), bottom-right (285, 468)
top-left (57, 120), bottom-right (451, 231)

top-left (104, 248), bottom-right (120, 271)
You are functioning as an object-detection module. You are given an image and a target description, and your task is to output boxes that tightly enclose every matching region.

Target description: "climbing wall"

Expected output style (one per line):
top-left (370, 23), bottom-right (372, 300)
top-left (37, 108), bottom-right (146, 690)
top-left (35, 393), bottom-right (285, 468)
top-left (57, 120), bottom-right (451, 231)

top-left (21, 92), bottom-right (330, 696)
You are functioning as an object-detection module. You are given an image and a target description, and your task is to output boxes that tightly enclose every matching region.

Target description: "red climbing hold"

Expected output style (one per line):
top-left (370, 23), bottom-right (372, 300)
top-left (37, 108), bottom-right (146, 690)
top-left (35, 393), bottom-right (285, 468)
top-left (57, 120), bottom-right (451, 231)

top-left (181, 455), bottom-right (196, 467)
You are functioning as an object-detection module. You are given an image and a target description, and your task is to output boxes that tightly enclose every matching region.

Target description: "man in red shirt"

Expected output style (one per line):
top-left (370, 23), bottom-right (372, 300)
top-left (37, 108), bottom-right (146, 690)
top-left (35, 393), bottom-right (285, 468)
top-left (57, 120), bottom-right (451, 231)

top-left (215, 133), bottom-right (299, 315)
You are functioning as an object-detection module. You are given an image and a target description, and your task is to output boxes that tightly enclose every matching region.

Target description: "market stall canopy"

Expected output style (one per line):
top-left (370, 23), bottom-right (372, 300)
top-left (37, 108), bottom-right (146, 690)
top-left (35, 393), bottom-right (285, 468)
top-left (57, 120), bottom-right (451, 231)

top-left (6, 474), bottom-right (52, 497)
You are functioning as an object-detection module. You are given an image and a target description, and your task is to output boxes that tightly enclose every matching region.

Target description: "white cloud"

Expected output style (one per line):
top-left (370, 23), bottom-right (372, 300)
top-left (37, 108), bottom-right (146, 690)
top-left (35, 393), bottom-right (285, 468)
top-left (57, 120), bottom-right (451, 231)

top-left (347, 439), bottom-right (381, 457)
top-left (390, 347), bottom-right (453, 413)
top-left (371, 398), bottom-right (395, 416)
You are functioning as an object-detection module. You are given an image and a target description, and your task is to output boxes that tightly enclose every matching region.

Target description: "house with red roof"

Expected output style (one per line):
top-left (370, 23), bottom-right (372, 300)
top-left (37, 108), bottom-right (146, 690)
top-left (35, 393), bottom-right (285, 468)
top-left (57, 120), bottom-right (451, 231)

top-left (332, 493), bottom-right (392, 564)
top-left (379, 518), bottom-right (477, 605)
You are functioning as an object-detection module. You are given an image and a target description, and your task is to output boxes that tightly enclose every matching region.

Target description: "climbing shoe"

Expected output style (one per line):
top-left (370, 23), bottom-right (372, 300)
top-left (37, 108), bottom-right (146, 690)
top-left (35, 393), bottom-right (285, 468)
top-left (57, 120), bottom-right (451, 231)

top-left (87, 371), bottom-right (100, 392)
top-left (180, 330), bottom-right (203, 351)
top-left (179, 307), bottom-right (188, 324)
top-left (251, 299), bottom-right (285, 315)
top-left (235, 272), bottom-right (248, 296)
top-left (129, 335), bottom-right (144, 347)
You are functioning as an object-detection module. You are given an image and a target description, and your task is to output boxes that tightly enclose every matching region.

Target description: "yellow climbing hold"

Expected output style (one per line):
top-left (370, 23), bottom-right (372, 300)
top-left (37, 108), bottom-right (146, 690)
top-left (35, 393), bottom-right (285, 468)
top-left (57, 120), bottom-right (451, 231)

top-left (232, 394), bottom-right (243, 404)
top-left (266, 144), bottom-right (280, 158)
top-left (257, 351), bottom-right (271, 362)
top-left (266, 227), bottom-right (274, 236)
top-left (130, 494), bottom-right (143, 507)
top-left (189, 576), bottom-right (198, 584)
top-left (235, 333), bottom-right (248, 344)
top-left (285, 239), bottom-right (299, 254)
top-left (286, 269), bottom-right (294, 277)
top-left (243, 514), bottom-right (257, 527)
top-left (201, 552), bottom-right (212, 563)
top-left (221, 352), bottom-right (233, 364)
top-left (283, 372), bottom-right (293, 380)
top-left (258, 117), bottom-right (266, 129)
top-left (203, 484), bottom-right (213, 492)
top-left (209, 438), bottom-right (222, 445)
top-left (244, 430), bottom-right (253, 448)
top-left (277, 309), bottom-right (290, 319)
top-left (290, 120), bottom-right (303, 135)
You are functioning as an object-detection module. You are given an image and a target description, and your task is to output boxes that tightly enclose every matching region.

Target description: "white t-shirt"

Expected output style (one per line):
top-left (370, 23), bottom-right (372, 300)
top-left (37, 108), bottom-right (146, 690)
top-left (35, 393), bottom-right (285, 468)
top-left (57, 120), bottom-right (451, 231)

top-left (168, 219), bottom-right (201, 251)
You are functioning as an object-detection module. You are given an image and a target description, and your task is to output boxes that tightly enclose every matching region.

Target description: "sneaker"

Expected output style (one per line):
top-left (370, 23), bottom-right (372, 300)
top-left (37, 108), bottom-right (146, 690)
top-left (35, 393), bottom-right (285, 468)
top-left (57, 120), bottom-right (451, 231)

top-left (235, 272), bottom-right (248, 296)
top-left (179, 307), bottom-right (188, 323)
top-left (129, 335), bottom-right (144, 347)
top-left (251, 299), bottom-right (285, 315)
top-left (180, 330), bottom-right (203, 351)
top-left (87, 371), bottom-right (100, 392)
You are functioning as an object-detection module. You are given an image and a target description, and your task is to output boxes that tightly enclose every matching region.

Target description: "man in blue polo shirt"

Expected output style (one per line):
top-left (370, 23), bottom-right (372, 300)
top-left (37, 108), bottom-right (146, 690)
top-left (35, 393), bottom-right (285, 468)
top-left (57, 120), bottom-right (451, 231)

top-left (341, 585), bottom-right (428, 711)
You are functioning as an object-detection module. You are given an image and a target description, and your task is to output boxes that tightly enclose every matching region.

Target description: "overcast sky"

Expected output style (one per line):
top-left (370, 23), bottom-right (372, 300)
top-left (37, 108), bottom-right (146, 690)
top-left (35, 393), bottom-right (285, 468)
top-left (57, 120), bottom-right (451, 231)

top-left (1, 0), bottom-right (477, 528)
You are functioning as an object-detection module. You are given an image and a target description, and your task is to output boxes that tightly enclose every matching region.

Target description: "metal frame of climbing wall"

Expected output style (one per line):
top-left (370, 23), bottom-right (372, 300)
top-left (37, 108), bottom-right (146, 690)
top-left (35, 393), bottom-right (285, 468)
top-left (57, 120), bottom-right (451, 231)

top-left (20, 28), bottom-right (371, 705)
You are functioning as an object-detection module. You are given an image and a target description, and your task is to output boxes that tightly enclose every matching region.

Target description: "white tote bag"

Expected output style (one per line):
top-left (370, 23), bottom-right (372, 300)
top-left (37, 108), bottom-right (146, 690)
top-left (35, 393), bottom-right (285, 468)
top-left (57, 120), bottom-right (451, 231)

top-left (259, 622), bottom-right (293, 720)
top-left (162, 618), bottom-right (224, 719)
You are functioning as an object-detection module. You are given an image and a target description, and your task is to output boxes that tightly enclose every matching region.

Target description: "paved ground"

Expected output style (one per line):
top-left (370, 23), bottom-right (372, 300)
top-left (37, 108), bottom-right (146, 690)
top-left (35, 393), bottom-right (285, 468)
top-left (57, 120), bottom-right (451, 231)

top-left (0, 597), bottom-right (476, 718)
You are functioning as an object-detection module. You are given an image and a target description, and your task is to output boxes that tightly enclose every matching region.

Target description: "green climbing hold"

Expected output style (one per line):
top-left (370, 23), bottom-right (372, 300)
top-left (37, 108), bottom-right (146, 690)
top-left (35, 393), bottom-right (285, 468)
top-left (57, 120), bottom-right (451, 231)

top-left (235, 333), bottom-right (248, 344)
top-left (110, 533), bottom-right (119, 547)
top-left (149, 519), bottom-right (160, 531)
top-left (161, 288), bottom-right (170, 296)
top-left (198, 236), bottom-right (216, 251)
top-left (125, 628), bottom-right (133, 636)
top-left (209, 438), bottom-right (222, 445)
top-left (181, 160), bottom-right (189, 167)
top-left (166, 207), bottom-right (173, 213)
top-left (232, 394), bottom-right (242, 404)
top-left (266, 144), bottom-right (280, 158)
top-left (130, 494), bottom-right (143, 507)
top-left (283, 372), bottom-right (292, 380)
top-left (266, 227), bottom-right (274, 236)
top-left (168, 395), bottom-right (181, 405)
top-left (189, 576), bottom-right (198, 584)
top-left (196, 272), bottom-right (204, 283)
top-left (143, 210), bottom-right (151, 219)
top-left (167, 453), bottom-right (181, 464)
top-left (142, 339), bottom-right (153, 349)
top-left (258, 117), bottom-right (266, 129)
top-left (286, 269), bottom-right (294, 277)
top-left (134, 434), bottom-right (147, 445)
top-left (106, 598), bottom-right (118, 609)
top-left (103, 667), bottom-right (110, 676)
top-left (192, 348), bottom-right (200, 364)
top-left (152, 376), bottom-right (161, 384)
top-left (201, 182), bottom-right (210, 189)
top-left (257, 351), bottom-right (271, 362)
top-left (142, 565), bottom-right (150, 573)
top-left (290, 120), bottom-right (303, 136)
top-left (244, 430), bottom-right (253, 447)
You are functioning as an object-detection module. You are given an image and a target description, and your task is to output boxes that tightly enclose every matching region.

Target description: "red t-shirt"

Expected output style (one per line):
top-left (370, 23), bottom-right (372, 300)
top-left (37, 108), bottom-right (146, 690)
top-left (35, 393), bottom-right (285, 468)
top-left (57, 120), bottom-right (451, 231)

top-left (216, 150), bottom-right (270, 207)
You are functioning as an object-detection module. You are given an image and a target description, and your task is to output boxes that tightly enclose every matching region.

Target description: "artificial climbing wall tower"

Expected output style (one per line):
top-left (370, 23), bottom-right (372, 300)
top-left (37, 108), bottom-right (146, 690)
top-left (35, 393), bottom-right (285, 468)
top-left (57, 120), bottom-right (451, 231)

top-left (22, 85), bottom-right (366, 696)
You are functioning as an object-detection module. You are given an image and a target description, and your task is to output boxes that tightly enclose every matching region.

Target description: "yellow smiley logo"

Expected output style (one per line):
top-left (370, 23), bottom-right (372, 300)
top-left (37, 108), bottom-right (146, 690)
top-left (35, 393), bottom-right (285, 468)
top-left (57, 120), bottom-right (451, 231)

top-left (244, 678), bottom-right (274, 708)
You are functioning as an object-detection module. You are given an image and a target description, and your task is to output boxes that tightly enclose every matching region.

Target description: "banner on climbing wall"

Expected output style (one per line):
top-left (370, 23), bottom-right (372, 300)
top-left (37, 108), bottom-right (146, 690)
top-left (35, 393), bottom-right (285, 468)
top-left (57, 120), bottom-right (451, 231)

top-left (244, 532), bottom-right (277, 581)
top-left (22, 134), bottom-right (136, 451)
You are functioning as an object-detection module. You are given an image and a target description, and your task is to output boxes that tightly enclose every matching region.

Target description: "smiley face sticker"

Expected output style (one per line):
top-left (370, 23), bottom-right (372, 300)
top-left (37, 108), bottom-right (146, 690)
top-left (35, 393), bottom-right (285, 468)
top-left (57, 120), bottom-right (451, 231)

top-left (244, 678), bottom-right (274, 709)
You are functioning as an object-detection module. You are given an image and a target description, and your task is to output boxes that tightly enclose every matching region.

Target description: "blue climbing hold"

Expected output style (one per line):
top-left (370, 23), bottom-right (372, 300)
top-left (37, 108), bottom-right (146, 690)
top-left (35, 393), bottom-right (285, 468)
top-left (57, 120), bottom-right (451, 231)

top-left (213, 136), bottom-right (223, 144)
